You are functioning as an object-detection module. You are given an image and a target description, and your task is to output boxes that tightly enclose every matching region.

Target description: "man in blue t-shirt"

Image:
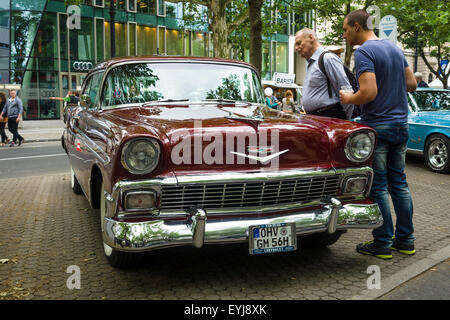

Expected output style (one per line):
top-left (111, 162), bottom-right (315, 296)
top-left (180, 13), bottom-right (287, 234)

top-left (340, 9), bottom-right (417, 260)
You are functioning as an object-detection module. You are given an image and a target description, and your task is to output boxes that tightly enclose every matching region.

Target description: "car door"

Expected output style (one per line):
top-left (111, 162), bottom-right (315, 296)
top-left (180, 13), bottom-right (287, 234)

top-left (68, 71), bottom-right (105, 196)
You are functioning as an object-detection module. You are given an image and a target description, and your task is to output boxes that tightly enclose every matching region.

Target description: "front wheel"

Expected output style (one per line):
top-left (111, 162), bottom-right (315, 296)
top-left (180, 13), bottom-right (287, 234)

top-left (424, 134), bottom-right (450, 173)
top-left (99, 180), bottom-right (142, 268)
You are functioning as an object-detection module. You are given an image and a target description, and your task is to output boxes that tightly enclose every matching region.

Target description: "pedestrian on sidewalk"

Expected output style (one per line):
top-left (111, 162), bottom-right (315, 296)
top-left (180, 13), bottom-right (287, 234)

top-left (340, 9), bottom-right (417, 259)
top-left (0, 92), bottom-right (10, 146)
top-left (0, 89), bottom-right (24, 147)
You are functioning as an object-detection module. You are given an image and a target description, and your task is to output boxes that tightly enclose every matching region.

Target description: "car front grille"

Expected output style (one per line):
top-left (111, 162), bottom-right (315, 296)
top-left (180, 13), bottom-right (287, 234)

top-left (160, 175), bottom-right (342, 211)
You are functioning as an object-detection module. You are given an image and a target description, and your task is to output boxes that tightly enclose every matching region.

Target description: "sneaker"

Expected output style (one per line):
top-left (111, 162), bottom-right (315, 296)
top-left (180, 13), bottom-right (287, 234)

top-left (392, 238), bottom-right (415, 255)
top-left (9, 142), bottom-right (15, 147)
top-left (356, 240), bottom-right (392, 259)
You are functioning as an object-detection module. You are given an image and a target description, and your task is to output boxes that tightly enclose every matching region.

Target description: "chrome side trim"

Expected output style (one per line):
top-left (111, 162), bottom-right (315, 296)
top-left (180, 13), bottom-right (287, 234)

top-left (69, 127), bottom-right (110, 165)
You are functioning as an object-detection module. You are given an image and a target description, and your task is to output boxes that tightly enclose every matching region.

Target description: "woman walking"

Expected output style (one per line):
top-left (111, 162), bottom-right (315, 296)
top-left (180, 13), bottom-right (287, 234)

top-left (0, 89), bottom-right (24, 147)
top-left (0, 92), bottom-right (10, 146)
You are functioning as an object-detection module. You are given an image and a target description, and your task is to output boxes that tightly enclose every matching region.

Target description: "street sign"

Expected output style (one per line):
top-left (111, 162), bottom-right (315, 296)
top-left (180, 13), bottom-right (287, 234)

top-left (440, 60), bottom-right (448, 75)
top-left (379, 15), bottom-right (398, 45)
top-left (272, 72), bottom-right (295, 85)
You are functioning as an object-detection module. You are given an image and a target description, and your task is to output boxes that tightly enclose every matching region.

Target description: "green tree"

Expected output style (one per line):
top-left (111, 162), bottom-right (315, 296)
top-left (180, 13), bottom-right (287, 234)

top-left (171, 0), bottom-right (249, 58)
top-left (379, 0), bottom-right (449, 88)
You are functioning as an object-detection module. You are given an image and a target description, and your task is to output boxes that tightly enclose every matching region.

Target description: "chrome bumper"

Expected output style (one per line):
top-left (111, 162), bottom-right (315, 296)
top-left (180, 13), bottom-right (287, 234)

top-left (103, 198), bottom-right (382, 253)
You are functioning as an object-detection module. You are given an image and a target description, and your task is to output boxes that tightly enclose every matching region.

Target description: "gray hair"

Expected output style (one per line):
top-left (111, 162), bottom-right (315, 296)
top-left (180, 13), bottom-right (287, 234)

top-left (296, 28), bottom-right (318, 41)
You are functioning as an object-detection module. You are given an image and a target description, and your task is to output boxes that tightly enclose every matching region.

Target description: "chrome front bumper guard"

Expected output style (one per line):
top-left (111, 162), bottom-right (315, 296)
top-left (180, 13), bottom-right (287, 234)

top-left (103, 197), bottom-right (382, 253)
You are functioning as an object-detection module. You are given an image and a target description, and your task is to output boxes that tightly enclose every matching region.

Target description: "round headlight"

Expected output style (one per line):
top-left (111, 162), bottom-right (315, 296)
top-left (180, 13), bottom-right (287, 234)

top-left (345, 131), bottom-right (375, 163)
top-left (121, 138), bottom-right (160, 174)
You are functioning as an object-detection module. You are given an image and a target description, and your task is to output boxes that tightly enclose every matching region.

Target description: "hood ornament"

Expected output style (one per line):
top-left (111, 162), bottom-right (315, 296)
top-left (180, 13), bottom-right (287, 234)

top-left (230, 149), bottom-right (289, 165)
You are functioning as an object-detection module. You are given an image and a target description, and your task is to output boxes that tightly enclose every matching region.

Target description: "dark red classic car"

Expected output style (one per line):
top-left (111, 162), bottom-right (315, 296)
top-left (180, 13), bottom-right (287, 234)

top-left (62, 56), bottom-right (382, 267)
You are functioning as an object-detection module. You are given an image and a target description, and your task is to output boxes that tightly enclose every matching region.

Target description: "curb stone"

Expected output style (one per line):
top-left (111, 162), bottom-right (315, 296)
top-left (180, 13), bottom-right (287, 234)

top-left (351, 244), bottom-right (450, 300)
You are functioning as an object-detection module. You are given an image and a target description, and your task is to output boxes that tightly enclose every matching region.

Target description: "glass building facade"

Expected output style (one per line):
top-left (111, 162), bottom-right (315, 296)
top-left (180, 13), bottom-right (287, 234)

top-left (0, 0), bottom-right (303, 120)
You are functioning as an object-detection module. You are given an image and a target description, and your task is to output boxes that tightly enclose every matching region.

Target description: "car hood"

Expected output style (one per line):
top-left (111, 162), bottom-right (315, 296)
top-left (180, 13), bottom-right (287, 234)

top-left (409, 111), bottom-right (450, 127)
top-left (102, 103), bottom-right (370, 175)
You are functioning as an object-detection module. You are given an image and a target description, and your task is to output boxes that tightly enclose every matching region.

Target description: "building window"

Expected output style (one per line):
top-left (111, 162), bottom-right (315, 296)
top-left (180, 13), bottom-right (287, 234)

top-left (137, 0), bottom-right (156, 15)
top-left (105, 21), bottom-right (127, 59)
top-left (94, 0), bottom-right (104, 7)
top-left (157, 0), bottom-right (165, 16)
top-left (117, 0), bottom-right (126, 11)
top-left (166, 28), bottom-right (183, 55)
top-left (184, 30), bottom-right (191, 56)
top-left (95, 18), bottom-right (105, 62)
top-left (69, 17), bottom-right (94, 66)
top-left (128, 22), bottom-right (137, 56)
top-left (276, 42), bottom-right (288, 73)
top-left (166, 2), bottom-right (183, 19)
top-left (128, 0), bottom-right (137, 12)
top-left (137, 25), bottom-right (156, 55)
top-left (157, 26), bottom-right (166, 54)
top-left (192, 32), bottom-right (205, 57)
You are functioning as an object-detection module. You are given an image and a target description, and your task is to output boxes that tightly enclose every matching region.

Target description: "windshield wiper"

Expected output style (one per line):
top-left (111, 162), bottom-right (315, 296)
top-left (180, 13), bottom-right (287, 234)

top-left (201, 99), bottom-right (252, 106)
top-left (201, 99), bottom-right (238, 103)
top-left (142, 99), bottom-right (189, 106)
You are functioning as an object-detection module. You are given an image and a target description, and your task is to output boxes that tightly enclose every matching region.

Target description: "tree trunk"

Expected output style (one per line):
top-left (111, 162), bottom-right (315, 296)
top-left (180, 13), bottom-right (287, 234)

top-left (249, 0), bottom-right (263, 76)
top-left (210, 0), bottom-right (230, 58)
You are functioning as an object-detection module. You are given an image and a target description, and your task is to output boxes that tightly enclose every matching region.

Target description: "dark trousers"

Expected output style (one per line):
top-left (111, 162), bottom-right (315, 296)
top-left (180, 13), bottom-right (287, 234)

top-left (0, 121), bottom-right (8, 143)
top-left (7, 117), bottom-right (24, 143)
top-left (308, 102), bottom-right (347, 120)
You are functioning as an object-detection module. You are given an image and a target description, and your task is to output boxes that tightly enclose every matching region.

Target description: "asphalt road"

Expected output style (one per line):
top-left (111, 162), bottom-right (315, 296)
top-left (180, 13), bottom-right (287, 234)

top-left (0, 142), bottom-right (69, 179)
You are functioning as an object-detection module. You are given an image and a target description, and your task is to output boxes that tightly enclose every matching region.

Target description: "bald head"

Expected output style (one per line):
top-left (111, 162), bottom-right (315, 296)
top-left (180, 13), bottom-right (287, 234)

top-left (295, 28), bottom-right (320, 60)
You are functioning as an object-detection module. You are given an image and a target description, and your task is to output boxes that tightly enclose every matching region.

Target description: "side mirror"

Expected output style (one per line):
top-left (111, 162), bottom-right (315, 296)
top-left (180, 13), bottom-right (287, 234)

top-left (80, 94), bottom-right (92, 108)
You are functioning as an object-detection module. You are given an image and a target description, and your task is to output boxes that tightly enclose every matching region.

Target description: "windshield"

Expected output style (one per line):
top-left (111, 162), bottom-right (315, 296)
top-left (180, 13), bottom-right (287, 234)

top-left (101, 62), bottom-right (264, 107)
top-left (410, 90), bottom-right (450, 111)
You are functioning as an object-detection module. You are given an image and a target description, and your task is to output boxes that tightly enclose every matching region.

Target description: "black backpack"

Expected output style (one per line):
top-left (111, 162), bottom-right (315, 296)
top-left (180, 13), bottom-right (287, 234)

top-left (318, 51), bottom-right (361, 118)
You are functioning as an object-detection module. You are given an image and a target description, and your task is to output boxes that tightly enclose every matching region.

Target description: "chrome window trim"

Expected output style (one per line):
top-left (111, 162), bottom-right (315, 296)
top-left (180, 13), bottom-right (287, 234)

top-left (97, 59), bottom-right (262, 110)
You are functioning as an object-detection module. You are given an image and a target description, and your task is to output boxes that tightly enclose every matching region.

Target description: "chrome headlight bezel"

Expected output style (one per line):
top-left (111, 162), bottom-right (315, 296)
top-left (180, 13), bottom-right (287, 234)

top-left (344, 131), bottom-right (376, 163)
top-left (121, 138), bottom-right (161, 175)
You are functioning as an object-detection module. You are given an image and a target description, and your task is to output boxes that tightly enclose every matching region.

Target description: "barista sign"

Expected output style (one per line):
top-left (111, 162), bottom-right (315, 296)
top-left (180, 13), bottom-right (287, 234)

top-left (272, 73), bottom-right (295, 85)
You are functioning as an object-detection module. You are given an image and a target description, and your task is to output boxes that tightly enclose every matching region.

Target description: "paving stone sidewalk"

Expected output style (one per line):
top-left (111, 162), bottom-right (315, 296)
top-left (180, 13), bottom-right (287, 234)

top-left (0, 158), bottom-right (449, 300)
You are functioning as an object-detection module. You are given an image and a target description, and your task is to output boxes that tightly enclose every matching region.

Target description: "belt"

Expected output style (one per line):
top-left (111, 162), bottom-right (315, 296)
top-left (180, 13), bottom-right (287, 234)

top-left (309, 102), bottom-right (341, 115)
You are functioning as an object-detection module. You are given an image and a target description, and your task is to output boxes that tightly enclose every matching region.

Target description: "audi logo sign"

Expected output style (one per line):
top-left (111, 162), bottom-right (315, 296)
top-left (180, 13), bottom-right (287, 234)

top-left (73, 61), bottom-right (93, 71)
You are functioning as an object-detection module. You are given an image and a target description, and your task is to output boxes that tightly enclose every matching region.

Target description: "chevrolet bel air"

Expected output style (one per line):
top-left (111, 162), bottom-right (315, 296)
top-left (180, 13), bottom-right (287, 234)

top-left (62, 56), bottom-right (382, 267)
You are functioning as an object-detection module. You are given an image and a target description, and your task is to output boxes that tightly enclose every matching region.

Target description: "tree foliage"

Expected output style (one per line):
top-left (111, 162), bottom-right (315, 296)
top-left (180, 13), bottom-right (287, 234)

top-left (378, 0), bottom-right (450, 88)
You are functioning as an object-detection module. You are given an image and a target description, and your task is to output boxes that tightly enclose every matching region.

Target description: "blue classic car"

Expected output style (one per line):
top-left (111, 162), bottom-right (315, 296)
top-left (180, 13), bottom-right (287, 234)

top-left (407, 88), bottom-right (450, 173)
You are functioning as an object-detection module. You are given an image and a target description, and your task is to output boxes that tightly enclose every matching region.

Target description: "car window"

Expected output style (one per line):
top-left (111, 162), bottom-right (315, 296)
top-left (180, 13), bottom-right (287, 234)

top-left (81, 71), bottom-right (104, 109)
top-left (410, 91), bottom-right (450, 111)
top-left (101, 62), bottom-right (264, 107)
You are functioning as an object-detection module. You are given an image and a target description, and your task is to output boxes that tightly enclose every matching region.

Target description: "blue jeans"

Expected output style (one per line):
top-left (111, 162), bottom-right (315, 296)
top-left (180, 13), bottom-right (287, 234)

top-left (368, 123), bottom-right (414, 248)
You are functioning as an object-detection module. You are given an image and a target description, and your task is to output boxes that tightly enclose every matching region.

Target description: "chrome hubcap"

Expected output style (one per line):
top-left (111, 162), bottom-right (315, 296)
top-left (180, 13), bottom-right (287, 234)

top-left (428, 139), bottom-right (448, 169)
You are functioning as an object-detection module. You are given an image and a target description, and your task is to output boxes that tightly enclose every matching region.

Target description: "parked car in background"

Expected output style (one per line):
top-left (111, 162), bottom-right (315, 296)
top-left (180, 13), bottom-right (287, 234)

top-left (62, 56), bottom-right (382, 268)
top-left (407, 88), bottom-right (450, 173)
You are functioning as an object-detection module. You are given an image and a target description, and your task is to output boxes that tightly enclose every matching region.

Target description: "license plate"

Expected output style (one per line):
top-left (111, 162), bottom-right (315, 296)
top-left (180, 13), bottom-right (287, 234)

top-left (249, 223), bottom-right (297, 255)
